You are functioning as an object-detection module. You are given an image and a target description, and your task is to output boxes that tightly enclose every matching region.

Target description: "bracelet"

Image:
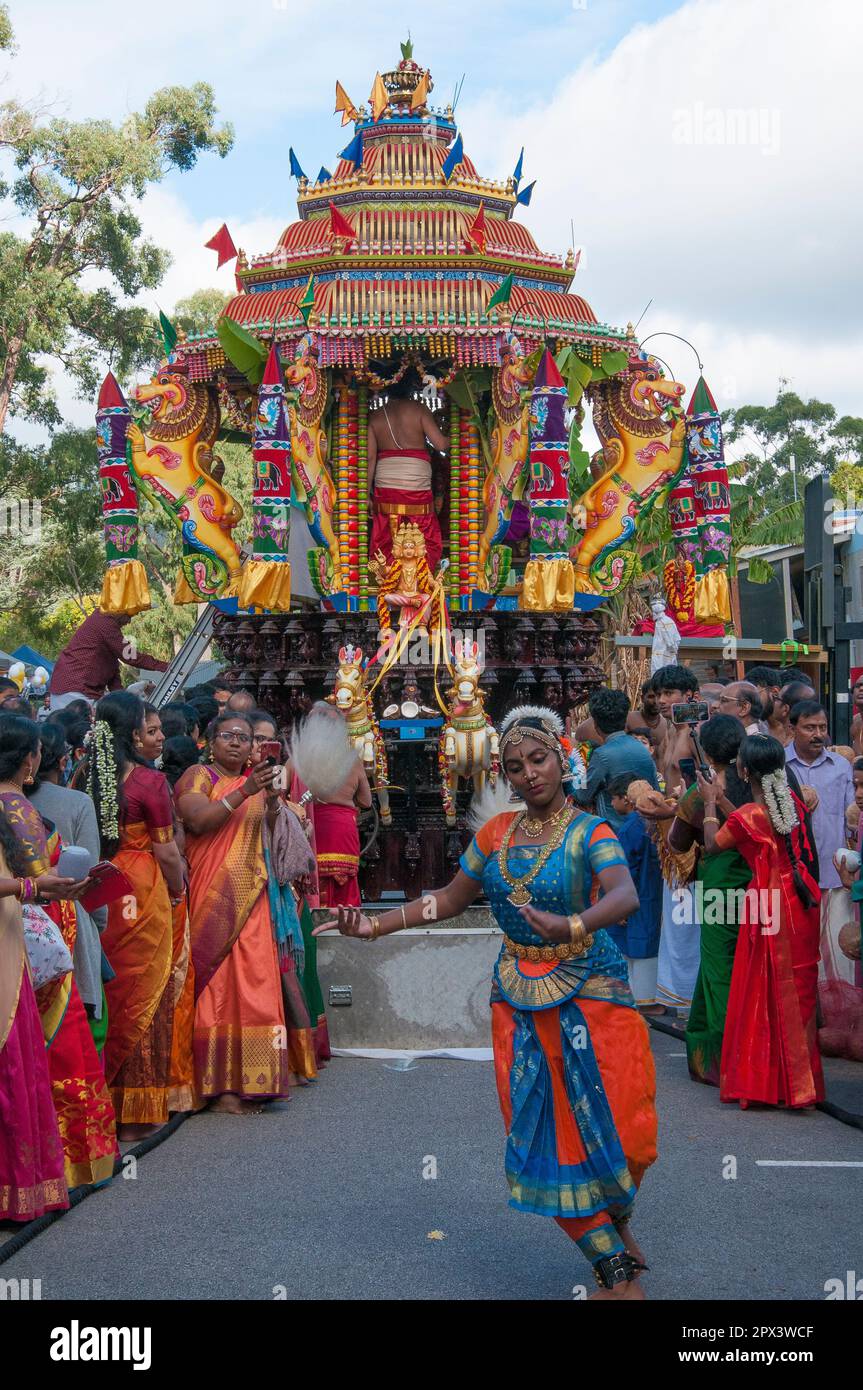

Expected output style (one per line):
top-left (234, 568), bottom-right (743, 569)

top-left (366, 914), bottom-right (381, 942)
top-left (568, 912), bottom-right (588, 952)
top-left (221, 797), bottom-right (236, 814)
top-left (400, 904), bottom-right (407, 929)
top-left (703, 815), bottom-right (719, 824)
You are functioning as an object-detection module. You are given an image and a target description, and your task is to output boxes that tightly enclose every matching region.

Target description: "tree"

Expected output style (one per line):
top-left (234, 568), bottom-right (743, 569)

top-left (722, 382), bottom-right (863, 513)
top-left (173, 288), bottom-right (229, 338)
top-left (0, 11), bottom-right (233, 433)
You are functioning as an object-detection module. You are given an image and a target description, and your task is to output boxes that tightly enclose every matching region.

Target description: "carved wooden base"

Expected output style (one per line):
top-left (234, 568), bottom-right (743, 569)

top-left (213, 609), bottom-right (604, 896)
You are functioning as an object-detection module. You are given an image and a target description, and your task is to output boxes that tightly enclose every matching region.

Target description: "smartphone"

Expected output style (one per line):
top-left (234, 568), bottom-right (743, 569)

top-left (260, 740), bottom-right (282, 765)
top-left (671, 701), bottom-right (709, 725)
top-left (678, 757), bottom-right (698, 789)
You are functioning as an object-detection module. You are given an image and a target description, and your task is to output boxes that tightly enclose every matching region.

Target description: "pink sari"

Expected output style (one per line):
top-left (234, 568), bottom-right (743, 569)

top-left (0, 860), bottom-right (68, 1220)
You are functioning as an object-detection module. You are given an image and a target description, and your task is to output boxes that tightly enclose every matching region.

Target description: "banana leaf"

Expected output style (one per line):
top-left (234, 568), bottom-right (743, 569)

top-left (217, 317), bottom-right (269, 387)
top-left (593, 349), bottom-right (628, 381)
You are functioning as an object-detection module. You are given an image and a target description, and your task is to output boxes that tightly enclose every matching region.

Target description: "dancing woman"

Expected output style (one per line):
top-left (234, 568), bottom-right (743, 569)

top-left (700, 734), bottom-right (824, 1108)
top-left (317, 706), bottom-right (658, 1300)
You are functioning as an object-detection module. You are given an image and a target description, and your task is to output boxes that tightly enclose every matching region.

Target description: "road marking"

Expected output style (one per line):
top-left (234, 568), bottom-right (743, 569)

top-left (755, 1160), bottom-right (863, 1168)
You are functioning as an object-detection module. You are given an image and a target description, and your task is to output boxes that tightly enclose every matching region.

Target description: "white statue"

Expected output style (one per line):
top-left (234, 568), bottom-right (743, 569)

top-left (650, 595), bottom-right (681, 673)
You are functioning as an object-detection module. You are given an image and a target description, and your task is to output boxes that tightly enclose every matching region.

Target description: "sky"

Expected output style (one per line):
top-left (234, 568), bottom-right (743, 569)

top-left (3, 0), bottom-right (861, 444)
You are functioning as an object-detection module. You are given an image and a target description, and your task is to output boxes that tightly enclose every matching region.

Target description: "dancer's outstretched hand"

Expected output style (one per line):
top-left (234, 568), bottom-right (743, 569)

top-left (312, 905), bottom-right (374, 939)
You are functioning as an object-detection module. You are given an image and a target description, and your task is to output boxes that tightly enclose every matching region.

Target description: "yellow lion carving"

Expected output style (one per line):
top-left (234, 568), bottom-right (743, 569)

top-left (129, 371), bottom-right (243, 599)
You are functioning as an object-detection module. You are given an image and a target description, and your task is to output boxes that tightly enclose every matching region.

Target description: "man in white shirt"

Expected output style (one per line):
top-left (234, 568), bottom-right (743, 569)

top-left (716, 680), bottom-right (765, 734)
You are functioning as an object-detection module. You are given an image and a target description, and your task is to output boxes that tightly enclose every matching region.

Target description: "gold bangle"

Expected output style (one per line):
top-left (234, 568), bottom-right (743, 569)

top-left (366, 914), bottom-right (381, 941)
top-left (568, 912), bottom-right (587, 950)
top-left (703, 815), bottom-right (719, 824)
top-left (400, 904), bottom-right (407, 929)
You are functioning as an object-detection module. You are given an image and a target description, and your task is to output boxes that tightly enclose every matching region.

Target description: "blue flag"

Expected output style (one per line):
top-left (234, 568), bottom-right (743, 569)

top-left (515, 180), bottom-right (535, 206)
top-left (317, 166), bottom-right (333, 183)
top-left (289, 147), bottom-right (307, 180)
top-left (513, 147), bottom-right (524, 187)
top-left (442, 131), bottom-right (464, 181)
top-left (339, 130), bottom-right (364, 167)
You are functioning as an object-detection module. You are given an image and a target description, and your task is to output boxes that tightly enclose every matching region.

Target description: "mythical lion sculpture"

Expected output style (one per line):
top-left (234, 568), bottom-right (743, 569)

top-left (474, 337), bottom-right (536, 592)
top-left (129, 371), bottom-right (243, 598)
top-left (283, 336), bottom-right (343, 595)
top-left (572, 355), bottom-right (685, 594)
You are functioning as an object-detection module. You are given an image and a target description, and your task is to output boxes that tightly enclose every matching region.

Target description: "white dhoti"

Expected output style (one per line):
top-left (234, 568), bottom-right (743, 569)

top-left (622, 955), bottom-right (660, 1007)
top-left (657, 882), bottom-right (701, 1014)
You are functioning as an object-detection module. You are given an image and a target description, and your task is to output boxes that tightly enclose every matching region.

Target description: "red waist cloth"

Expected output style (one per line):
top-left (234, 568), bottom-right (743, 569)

top-left (315, 802), bottom-right (361, 909)
top-left (377, 449), bottom-right (430, 460)
top-left (371, 487), bottom-right (442, 571)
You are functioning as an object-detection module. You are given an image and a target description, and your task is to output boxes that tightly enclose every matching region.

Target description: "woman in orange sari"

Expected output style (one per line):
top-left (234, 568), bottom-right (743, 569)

top-left (701, 733), bottom-right (824, 1109)
top-left (89, 693), bottom-right (186, 1142)
top-left (176, 711), bottom-right (291, 1114)
top-left (0, 713), bottom-right (116, 1190)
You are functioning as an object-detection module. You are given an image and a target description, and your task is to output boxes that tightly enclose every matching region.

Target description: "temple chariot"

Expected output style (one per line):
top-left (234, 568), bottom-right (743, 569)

top-left (94, 43), bottom-right (733, 898)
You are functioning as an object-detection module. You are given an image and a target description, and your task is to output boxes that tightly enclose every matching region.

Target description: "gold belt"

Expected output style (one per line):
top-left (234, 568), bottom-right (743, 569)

top-left (378, 499), bottom-right (432, 516)
top-left (503, 934), bottom-right (588, 962)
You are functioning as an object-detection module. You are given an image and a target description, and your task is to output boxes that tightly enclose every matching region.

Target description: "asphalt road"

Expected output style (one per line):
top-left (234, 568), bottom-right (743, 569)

top-left (2, 1031), bottom-right (861, 1301)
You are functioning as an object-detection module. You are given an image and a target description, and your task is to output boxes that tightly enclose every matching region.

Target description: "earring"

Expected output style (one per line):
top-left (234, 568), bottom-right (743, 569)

top-left (508, 785), bottom-right (522, 802)
top-left (24, 775), bottom-right (34, 787)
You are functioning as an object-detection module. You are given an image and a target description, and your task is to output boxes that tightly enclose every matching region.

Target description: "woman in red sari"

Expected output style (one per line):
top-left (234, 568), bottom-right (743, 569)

top-left (701, 733), bottom-right (824, 1109)
top-left (89, 693), bottom-right (186, 1142)
top-left (0, 713), bottom-right (116, 1189)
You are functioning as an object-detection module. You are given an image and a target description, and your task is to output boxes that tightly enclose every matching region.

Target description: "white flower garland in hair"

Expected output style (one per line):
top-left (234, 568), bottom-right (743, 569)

top-left (761, 768), bottom-right (798, 836)
top-left (88, 720), bottom-right (119, 842)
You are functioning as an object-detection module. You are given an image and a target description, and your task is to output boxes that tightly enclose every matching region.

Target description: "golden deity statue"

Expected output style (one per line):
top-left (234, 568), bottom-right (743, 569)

top-left (369, 521), bottom-right (441, 638)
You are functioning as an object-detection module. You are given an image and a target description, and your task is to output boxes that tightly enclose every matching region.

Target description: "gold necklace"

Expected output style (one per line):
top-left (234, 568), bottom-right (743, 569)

top-left (497, 808), bottom-right (575, 906)
top-left (521, 801), bottom-right (569, 839)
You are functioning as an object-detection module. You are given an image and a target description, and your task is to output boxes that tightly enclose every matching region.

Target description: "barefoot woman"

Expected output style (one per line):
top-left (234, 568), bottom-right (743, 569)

top-left (176, 711), bottom-right (289, 1114)
top-left (317, 706), bottom-right (658, 1299)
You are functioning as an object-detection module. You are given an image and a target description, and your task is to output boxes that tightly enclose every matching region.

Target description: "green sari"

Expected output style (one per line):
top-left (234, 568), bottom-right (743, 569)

top-left (675, 785), bottom-right (753, 1086)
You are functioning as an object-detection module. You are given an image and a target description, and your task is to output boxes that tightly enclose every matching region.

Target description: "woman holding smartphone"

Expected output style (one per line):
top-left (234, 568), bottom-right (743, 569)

top-left (175, 710), bottom-right (292, 1113)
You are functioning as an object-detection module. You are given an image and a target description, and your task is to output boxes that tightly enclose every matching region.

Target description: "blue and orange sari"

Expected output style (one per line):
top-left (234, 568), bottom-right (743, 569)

top-left (460, 810), bottom-right (657, 1267)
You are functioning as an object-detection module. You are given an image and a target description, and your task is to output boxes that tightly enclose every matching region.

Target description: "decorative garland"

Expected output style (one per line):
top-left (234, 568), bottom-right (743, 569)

top-left (357, 382), bottom-right (370, 611)
top-left (762, 768), bottom-right (798, 835)
top-left (663, 557), bottom-right (696, 621)
top-left (87, 721), bottom-right (119, 843)
top-left (449, 398), bottom-right (460, 605)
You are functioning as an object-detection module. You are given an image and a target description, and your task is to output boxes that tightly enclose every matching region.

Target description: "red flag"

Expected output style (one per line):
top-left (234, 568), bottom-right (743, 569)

top-left (329, 201), bottom-right (357, 244)
top-left (466, 201), bottom-right (487, 253)
top-left (205, 223), bottom-right (238, 268)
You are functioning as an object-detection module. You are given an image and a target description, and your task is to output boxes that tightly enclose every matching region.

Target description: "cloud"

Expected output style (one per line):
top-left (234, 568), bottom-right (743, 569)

top-left (6, 0), bottom-right (862, 448)
top-left (458, 0), bottom-right (862, 411)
